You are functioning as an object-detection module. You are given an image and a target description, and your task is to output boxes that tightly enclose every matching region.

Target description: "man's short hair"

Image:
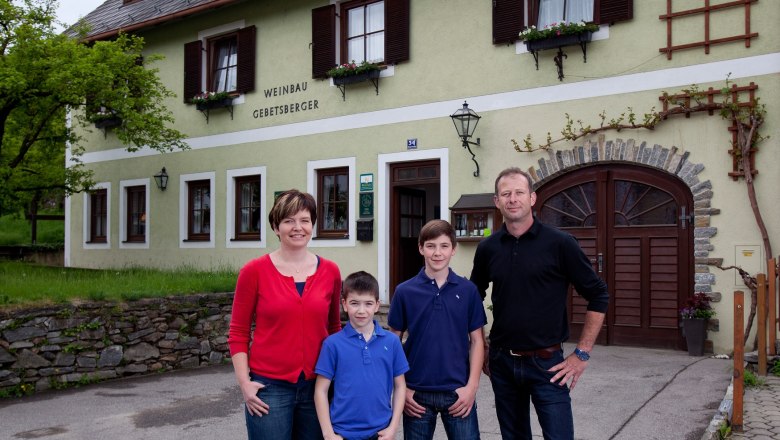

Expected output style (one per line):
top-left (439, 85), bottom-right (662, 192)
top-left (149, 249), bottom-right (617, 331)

top-left (268, 189), bottom-right (317, 230)
top-left (342, 271), bottom-right (379, 301)
top-left (418, 219), bottom-right (457, 248)
top-left (494, 167), bottom-right (534, 195)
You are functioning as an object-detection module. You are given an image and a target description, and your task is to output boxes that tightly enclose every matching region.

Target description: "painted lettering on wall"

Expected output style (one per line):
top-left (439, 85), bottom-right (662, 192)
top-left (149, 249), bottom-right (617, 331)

top-left (254, 81), bottom-right (320, 119)
top-left (263, 82), bottom-right (308, 98)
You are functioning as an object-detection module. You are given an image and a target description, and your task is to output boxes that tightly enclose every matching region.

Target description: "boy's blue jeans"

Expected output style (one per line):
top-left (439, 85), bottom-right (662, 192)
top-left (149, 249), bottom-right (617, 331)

top-left (402, 389), bottom-right (480, 440)
top-left (488, 346), bottom-right (573, 440)
top-left (244, 373), bottom-right (323, 440)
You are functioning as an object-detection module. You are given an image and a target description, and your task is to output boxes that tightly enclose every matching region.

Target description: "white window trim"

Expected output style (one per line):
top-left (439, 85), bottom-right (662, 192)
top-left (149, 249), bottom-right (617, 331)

top-left (180, 171), bottom-right (216, 249)
top-left (377, 148), bottom-right (449, 302)
top-left (226, 166), bottom-right (267, 249)
top-left (329, 0), bottom-right (395, 87)
top-left (197, 20), bottom-right (247, 106)
top-left (119, 178), bottom-right (150, 249)
top-left (307, 157), bottom-right (356, 248)
top-left (83, 182), bottom-right (111, 249)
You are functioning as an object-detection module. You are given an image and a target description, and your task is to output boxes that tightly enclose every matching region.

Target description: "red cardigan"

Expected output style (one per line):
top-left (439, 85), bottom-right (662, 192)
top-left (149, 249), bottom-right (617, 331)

top-left (228, 254), bottom-right (342, 382)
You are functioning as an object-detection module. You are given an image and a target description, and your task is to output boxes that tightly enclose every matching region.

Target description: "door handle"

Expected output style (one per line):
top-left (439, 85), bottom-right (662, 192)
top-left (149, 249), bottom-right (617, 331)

top-left (597, 253), bottom-right (603, 273)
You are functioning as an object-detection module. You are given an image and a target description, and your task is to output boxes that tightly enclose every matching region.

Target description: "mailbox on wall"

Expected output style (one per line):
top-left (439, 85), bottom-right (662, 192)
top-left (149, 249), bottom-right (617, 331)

top-left (357, 219), bottom-right (373, 242)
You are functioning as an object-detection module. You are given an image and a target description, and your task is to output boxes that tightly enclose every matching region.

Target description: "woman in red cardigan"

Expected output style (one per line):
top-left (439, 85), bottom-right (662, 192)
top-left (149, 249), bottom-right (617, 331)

top-left (229, 189), bottom-right (342, 439)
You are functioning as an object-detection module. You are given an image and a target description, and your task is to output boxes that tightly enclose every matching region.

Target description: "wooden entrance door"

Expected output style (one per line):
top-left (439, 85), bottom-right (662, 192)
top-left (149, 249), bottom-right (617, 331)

top-left (535, 165), bottom-right (693, 349)
top-left (389, 160), bottom-right (440, 297)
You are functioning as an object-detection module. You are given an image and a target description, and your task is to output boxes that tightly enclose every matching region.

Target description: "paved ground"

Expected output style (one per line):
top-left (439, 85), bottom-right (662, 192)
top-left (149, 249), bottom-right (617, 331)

top-left (730, 375), bottom-right (780, 440)
top-left (0, 344), bottom-right (736, 440)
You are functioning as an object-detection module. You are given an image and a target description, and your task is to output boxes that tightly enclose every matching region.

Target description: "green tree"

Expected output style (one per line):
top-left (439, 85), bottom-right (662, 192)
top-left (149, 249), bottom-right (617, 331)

top-left (0, 0), bottom-right (187, 215)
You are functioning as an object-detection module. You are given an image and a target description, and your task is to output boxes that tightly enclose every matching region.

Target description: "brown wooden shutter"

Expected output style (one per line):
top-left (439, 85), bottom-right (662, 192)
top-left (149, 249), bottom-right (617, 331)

top-left (236, 25), bottom-right (256, 94)
top-left (597, 0), bottom-right (633, 24)
top-left (183, 40), bottom-right (202, 103)
top-left (493, 0), bottom-right (524, 45)
top-left (311, 5), bottom-right (336, 79)
top-left (384, 0), bottom-right (410, 64)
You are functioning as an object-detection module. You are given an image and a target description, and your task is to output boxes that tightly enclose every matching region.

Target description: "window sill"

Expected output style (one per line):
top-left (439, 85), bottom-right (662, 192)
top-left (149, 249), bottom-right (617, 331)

top-left (313, 234), bottom-right (349, 240)
top-left (230, 237), bottom-right (262, 242)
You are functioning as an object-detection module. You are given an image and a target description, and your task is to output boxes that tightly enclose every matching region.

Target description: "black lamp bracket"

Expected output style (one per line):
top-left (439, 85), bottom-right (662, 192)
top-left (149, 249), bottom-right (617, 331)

top-left (461, 137), bottom-right (481, 177)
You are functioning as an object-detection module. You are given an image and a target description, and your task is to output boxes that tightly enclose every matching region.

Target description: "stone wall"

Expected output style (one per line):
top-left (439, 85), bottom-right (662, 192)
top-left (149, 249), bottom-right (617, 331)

top-left (0, 293), bottom-right (233, 395)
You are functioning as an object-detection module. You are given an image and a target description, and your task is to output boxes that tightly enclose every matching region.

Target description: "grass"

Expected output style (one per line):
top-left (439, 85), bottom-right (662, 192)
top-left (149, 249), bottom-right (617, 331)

top-left (0, 211), bottom-right (64, 245)
top-left (0, 261), bottom-right (237, 308)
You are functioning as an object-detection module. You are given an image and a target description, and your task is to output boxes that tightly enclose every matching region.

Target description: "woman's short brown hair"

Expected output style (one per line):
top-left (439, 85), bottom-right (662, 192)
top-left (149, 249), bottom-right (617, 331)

top-left (268, 189), bottom-right (317, 231)
top-left (418, 219), bottom-right (457, 248)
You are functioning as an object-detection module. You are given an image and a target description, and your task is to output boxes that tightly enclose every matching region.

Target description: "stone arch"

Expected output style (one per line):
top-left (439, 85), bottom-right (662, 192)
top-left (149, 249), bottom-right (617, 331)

top-left (525, 138), bottom-right (721, 302)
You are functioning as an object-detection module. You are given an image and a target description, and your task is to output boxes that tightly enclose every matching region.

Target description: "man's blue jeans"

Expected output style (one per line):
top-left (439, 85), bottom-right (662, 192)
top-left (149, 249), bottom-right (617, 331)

top-left (402, 389), bottom-right (480, 440)
top-left (488, 346), bottom-right (573, 440)
top-left (244, 373), bottom-right (323, 440)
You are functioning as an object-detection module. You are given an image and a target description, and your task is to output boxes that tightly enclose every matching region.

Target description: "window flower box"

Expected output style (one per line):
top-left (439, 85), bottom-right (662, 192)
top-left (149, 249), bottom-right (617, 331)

top-left (327, 61), bottom-right (382, 101)
top-left (94, 116), bottom-right (122, 129)
top-left (191, 91), bottom-right (234, 123)
top-left (525, 30), bottom-right (593, 52)
top-left (332, 69), bottom-right (381, 86)
top-left (520, 22), bottom-right (599, 81)
top-left (195, 97), bottom-right (234, 111)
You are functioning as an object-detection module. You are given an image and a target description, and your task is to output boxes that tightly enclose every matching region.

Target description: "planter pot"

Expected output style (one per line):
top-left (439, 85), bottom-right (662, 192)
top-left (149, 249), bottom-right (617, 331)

top-left (524, 31), bottom-right (593, 52)
top-left (682, 318), bottom-right (708, 356)
top-left (94, 117), bottom-right (121, 129)
top-left (332, 69), bottom-right (380, 85)
top-left (196, 97), bottom-right (233, 111)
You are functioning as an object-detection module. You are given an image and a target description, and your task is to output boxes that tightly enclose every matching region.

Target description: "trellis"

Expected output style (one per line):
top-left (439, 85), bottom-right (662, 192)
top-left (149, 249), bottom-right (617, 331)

top-left (659, 0), bottom-right (759, 59)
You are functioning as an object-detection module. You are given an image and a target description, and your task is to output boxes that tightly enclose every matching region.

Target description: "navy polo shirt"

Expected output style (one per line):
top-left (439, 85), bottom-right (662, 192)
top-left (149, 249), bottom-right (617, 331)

top-left (315, 320), bottom-right (408, 439)
top-left (470, 219), bottom-right (610, 351)
top-left (388, 268), bottom-right (487, 392)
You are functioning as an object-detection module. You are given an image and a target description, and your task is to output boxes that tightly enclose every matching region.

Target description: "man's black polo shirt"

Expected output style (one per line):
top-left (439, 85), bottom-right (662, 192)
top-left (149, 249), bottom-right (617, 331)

top-left (470, 219), bottom-right (609, 351)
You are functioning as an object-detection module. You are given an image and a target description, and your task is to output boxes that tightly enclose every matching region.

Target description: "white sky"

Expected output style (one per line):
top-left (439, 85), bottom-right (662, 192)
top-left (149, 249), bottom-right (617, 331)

top-left (55, 0), bottom-right (106, 30)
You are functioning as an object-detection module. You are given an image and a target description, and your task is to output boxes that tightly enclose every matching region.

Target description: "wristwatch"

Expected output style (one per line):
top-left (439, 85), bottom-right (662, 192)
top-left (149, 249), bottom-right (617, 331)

top-left (573, 348), bottom-right (590, 361)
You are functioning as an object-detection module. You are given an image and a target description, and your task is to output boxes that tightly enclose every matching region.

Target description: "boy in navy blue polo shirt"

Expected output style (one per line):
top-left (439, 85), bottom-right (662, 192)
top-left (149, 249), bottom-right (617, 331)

top-left (314, 271), bottom-right (409, 440)
top-left (388, 219), bottom-right (487, 440)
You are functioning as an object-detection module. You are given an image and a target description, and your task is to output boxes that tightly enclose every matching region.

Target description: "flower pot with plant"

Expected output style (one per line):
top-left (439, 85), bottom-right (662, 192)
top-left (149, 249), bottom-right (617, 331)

top-left (680, 292), bottom-right (716, 356)
top-left (327, 60), bottom-right (381, 85)
top-left (519, 21), bottom-right (599, 51)
top-left (192, 91), bottom-right (233, 111)
top-left (90, 108), bottom-right (122, 129)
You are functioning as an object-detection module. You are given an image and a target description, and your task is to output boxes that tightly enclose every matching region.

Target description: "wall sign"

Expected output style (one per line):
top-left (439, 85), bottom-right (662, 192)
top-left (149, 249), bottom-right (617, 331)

top-left (359, 192), bottom-right (374, 218)
top-left (360, 173), bottom-right (374, 192)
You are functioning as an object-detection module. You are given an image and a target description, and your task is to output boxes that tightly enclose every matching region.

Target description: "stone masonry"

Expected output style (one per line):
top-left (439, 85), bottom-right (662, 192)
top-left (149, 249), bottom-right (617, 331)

top-left (0, 293), bottom-right (233, 395)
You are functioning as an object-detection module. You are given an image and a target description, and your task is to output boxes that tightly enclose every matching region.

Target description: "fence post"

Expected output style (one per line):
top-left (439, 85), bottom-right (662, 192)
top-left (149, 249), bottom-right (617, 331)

top-left (733, 290), bottom-right (744, 431)
top-left (769, 258), bottom-right (777, 356)
top-left (758, 273), bottom-right (767, 376)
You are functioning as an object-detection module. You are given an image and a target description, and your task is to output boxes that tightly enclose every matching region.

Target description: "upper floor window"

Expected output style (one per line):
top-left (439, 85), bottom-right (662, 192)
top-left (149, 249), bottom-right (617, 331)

top-left (209, 33), bottom-right (238, 93)
top-left (88, 189), bottom-right (107, 244)
top-left (126, 185), bottom-right (146, 243)
top-left (343, 0), bottom-right (385, 64)
top-left (537, 0), bottom-right (593, 28)
top-left (492, 0), bottom-right (633, 44)
top-left (311, 0), bottom-right (409, 79)
top-left (184, 25), bottom-right (256, 103)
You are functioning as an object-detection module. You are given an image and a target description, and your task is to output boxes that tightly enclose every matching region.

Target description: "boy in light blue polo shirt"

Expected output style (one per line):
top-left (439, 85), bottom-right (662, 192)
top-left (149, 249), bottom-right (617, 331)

top-left (388, 219), bottom-right (487, 440)
top-left (314, 271), bottom-right (409, 440)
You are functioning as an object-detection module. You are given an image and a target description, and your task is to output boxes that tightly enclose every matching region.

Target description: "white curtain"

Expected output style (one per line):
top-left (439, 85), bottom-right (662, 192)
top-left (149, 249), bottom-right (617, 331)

top-left (538, 0), bottom-right (563, 28)
top-left (566, 0), bottom-right (594, 23)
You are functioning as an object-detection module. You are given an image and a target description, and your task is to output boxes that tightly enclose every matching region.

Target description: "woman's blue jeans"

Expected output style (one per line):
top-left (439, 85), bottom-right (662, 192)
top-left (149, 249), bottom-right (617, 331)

top-left (402, 389), bottom-right (480, 440)
top-left (245, 374), bottom-right (323, 440)
top-left (488, 346), bottom-right (573, 440)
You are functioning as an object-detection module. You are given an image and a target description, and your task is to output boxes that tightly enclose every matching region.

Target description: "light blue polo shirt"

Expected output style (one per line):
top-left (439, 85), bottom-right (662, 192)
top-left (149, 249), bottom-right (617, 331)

top-left (315, 320), bottom-right (409, 439)
top-left (388, 268), bottom-right (487, 391)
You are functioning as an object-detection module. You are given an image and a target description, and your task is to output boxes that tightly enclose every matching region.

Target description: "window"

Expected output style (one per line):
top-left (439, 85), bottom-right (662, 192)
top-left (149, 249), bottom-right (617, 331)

top-left (343, 0), bottom-right (385, 64)
top-left (311, 0), bottom-right (409, 78)
top-left (492, 0), bottom-right (633, 44)
top-left (226, 167), bottom-right (266, 248)
top-left (88, 189), bottom-right (108, 243)
top-left (126, 185), bottom-right (146, 243)
top-left (537, 0), bottom-right (593, 28)
top-left (317, 167), bottom-right (349, 238)
top-left (234, 175), bottom-right (261, 240)
top-left (307, 158), bottom-right (355, 247)
top-left (183, 24), bottom-right (256, 103)
top-left (188, 180), bottom-right (211, 241)
top-left (209, 34), bottom-right (238, 93)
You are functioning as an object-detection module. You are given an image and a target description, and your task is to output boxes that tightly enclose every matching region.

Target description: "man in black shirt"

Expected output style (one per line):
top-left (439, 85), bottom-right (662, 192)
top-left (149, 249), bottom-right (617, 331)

top-left (470, 167), bottom-right (609, 440)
